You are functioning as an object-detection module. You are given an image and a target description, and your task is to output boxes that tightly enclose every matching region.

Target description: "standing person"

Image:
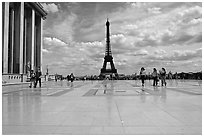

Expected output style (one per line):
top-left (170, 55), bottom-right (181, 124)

top-left (175, 72), bottom-right (178, 86)
top-left (34, 67), bottom-right (42, 88)
top-left (152, 68), bottom-right (158, 86)
top-left (70, 73), bottom-right (75, 87)
top-left (70, 73), bottom-right (75, 83)
top-left (67, 75), bottom-right (70, 81)
top-left (168, 71), bottom-right (173, 86)
top-left (84, 75), bottom-right (87, 82)
top-left (140, 67), bottom-right (146, 87)
top-left (160, 68), bottom-right (167, 86)
top-left (175, 72), bottom-right (178, 80)
top-left (29, 70), bottom-right (36, 88)
top-left (55, 74), bottom-right (58, 82)
top-left (168, 71), bottom-right (173, 80)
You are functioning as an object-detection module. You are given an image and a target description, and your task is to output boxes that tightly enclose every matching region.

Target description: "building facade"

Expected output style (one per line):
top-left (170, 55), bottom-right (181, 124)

top-left (2, 2), bottom-right (47, 83)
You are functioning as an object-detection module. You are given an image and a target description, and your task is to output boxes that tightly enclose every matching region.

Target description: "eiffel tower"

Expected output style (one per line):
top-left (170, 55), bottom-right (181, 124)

top-left (100, 19), bottom-right (117, 76)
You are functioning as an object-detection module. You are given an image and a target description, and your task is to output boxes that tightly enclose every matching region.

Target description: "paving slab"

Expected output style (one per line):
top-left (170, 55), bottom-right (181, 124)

top-left (2, 80), bottom-right (202, 135)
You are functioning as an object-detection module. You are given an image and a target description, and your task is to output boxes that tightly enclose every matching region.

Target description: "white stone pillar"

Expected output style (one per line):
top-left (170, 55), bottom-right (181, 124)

top-left (3, 2), bottom-right (9, 74)
top-left (19, 2), bottom-right (24, 74)
top-left (31, 9), bottom-right (35, 71)
top-left (40, 18), bottom-right (43, 72)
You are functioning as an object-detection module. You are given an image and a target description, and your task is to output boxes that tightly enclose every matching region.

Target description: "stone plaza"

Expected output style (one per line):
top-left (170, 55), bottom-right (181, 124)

top-left (2, 79), bottom-right (202, 135)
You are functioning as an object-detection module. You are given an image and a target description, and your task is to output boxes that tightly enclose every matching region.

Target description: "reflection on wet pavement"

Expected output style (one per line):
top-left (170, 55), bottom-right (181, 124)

top-left (2, 80), bottom-right (202, 135)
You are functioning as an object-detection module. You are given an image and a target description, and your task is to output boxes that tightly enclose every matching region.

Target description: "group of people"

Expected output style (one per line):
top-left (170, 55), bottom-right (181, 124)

top-left (29, 67), bottom-right (42, 88)
top-left (67, 73), bottom-right (75, 82)
top-left (140, 67), bottom-right (167, 87)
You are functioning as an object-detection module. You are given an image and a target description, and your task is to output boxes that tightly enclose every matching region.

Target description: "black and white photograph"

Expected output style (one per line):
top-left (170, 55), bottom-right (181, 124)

top-left (2, 1), bottom-right (202, 135)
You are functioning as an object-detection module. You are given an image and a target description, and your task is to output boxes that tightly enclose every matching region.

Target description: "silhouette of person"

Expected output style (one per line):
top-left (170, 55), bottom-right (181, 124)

top-left (67, 75), bottom-right (70, 81)
top-left (160, 68), bottom-right (167, 86)
top-left (168, 71), bottom-right (173, 80)
top-left (70, 73), bottom-right (75, 83)
top-left (34, 67), bottom-right (42, 88)
top-left (152, 68), bottom-right (158, 86)
top-left (140, 67), bottom-right (146, 87)
top-left (29, 70), bottom-right (36, 88)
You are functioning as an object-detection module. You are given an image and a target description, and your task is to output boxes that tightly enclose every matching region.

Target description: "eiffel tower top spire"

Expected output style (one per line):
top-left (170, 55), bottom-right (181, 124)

top-left (105, 18), bottom-right (111, 56)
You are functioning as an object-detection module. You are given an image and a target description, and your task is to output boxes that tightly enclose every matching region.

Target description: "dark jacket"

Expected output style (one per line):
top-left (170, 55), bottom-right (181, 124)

top-left (36, 71), bottom-right (42, 78)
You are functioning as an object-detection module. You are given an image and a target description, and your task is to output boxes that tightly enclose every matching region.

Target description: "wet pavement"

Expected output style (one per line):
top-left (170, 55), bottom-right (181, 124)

top-left (2, 80), bottom-right (202, 135)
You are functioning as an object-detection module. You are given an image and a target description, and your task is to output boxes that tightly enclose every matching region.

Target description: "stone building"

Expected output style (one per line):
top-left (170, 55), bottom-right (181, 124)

top-left (2, 2), bottom-right (47, 83)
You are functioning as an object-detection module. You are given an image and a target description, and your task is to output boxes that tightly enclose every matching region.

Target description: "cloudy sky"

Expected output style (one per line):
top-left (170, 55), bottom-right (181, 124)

top-left (41, 2), bottom-right (202, 76)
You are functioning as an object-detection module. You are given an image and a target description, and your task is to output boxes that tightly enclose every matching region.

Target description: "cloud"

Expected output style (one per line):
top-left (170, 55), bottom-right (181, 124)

top-left (42, 48), bottom-right (49, 53)
top-left (43, 11), bottom-right (77, 43)
top-left (129, 49), bottom-right (149, 56)
top-left (188, 17), bottom-right (202, 25)
top-left (154, 49), bottom-right (167, 55)
top-left (80, 41), bottom-right (103, 48)
top-left (43, 38), bottom-right (108, 75)
top-left (44, 37), bottom-right (67, 47)
top-left (148, 7), bottom-right (161, 14)
top-left (187, 33), bottom-right (202, 44)
top-left (122, 24), bottom-right (138, 31)
top-left (178, 5), bottom-right (201, 17)
top-left (146, 48), bottom-right (201, 61)
top-left (41, 3), bottom-right (59, 13)
top-left (129, 2), bottom-right (147, 8)
top-left (113, 4), bottom-right (201, 48)
top-left (111, 34), bottom-right (136, 51)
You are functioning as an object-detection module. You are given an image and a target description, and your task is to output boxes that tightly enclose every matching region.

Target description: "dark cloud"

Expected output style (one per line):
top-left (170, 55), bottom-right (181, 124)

top-left (163, 34), bottom-right (192, 45)
top-left (187, 33), bottom-right (202, 44)
top-left (161, 32), bottom-right (202, 46)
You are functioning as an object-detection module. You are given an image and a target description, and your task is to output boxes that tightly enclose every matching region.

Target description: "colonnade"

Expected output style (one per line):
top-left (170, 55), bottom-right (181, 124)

top-left (2, 2), bottom-right (47, 75)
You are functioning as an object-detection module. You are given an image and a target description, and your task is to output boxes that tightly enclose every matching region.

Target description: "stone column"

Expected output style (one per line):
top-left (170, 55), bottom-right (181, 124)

top-left (23, 14), bottom-right (27, 74)
top-left (40, 18), bottom-right (43, 72)
top-left (36, 15), bottom-right (42, 71)
top-left (8, 8), bottom-right (14, 73)
top-left (3, 2), bottom-right (9, 74)
top-left (26, 8), bottom-right (35, 71)
top-left (19, 2), bottom-right (24, 74)
top-left (31, 9), bottom-right (35, 71)
top-left (13, 2), bottom-right (24, 74)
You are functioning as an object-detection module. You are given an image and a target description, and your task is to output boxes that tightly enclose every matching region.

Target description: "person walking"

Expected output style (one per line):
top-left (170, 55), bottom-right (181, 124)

top-left (29, 70), bottom-right (36, 88)
top-left (160, 68), bottom-right (167, 86)
top-left (140, 67), bottom-right (146, 87)
top-left (34, 67), bottom-right (42, 88)
top-left (152, 68), bottom-right (158, 86)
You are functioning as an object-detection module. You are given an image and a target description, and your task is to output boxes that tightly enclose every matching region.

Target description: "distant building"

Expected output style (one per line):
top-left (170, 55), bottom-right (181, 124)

top-left (2, 2), bottom-right (47, 83)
